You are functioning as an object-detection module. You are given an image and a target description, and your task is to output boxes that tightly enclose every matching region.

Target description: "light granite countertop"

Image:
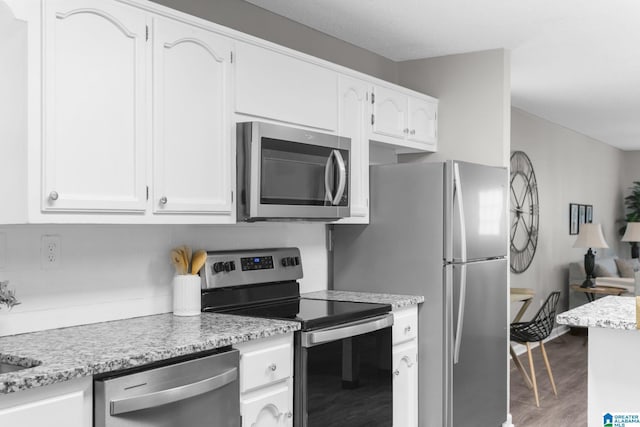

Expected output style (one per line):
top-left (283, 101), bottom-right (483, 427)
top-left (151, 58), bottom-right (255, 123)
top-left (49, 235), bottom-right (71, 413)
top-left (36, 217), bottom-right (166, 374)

top-left (303, 290), bottom-right (424, 309)
top-left (0, 313), bottom-right (300, 395)
top-left (556, 296), bottom-right (637, 330)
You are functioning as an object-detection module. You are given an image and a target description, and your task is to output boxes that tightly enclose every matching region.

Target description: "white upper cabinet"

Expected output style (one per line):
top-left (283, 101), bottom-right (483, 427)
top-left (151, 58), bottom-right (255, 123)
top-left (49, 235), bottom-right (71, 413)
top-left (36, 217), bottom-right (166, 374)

top-left (42, 0), bottom-right (148, 212)
top-left (371, 85), bottom-right (438, 153)
top-left (337, 75), bottom-right (369, 222)
top-left (235, 41), bottom-right (338, 132)
top-left (408, 97), bottom-right (438, 146)
top-left (372, 86), bottom-right (408, 140)
top-left (152, 17), bottom-right (233, 215)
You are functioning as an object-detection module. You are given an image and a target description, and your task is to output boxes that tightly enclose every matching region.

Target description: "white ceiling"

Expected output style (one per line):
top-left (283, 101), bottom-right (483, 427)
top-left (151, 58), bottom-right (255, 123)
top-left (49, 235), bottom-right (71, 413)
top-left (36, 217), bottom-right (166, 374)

top-left (245, 0), bottom-right (640, 150)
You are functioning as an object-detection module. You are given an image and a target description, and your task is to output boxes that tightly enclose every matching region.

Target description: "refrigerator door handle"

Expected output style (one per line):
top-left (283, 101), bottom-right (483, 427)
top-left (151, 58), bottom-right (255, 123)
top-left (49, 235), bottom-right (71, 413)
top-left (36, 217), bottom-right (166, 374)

top-left (453, 162), bottom-right (467, 263)
top-left (453, 264), bottom-right (467, 364)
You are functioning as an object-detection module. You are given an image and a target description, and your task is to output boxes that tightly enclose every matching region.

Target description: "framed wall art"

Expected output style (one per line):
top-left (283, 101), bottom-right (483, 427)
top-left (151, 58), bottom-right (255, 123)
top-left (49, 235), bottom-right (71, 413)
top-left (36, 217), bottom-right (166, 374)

top-left (586, 205), bottom-right (593, 223)
top-left (579, 204), bottom-right (586, 226)
top-left (569, 203), bottom-right (579, 235)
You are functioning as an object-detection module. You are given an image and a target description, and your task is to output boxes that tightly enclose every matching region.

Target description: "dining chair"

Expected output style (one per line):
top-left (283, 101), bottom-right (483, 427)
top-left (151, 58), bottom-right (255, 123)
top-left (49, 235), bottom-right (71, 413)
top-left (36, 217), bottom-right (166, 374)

top-left (510, 291), bottom-right (561, 407)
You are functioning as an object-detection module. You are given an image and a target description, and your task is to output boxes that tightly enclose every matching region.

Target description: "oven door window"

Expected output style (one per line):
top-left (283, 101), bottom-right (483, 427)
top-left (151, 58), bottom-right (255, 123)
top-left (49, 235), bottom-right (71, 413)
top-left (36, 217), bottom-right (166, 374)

top-left (260, 138), bottom-right (349, 206)
top-left (304, 328), bottom-right (392, 426)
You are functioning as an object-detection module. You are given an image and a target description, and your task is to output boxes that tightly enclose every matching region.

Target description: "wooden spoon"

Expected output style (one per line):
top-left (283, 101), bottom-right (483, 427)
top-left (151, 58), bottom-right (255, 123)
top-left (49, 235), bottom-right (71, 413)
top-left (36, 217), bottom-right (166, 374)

top-left (191, 250), bottom-right (207, 275)
top-left (170, 249), bottom-right (187, 275)
top-left (177, 245), bottom-right (192, 273)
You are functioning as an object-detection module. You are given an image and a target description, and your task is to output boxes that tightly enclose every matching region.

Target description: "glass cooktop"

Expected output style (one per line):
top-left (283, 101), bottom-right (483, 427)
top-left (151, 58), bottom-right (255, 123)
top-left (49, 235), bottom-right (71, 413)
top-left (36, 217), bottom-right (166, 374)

top-left (210, 298), bottom-right (391, 331)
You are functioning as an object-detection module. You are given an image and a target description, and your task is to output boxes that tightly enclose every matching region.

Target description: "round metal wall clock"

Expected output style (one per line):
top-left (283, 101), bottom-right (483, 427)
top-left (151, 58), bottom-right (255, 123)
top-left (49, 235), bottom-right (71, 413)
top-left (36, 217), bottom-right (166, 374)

top-left (510, 151), bottom-right (539, 273)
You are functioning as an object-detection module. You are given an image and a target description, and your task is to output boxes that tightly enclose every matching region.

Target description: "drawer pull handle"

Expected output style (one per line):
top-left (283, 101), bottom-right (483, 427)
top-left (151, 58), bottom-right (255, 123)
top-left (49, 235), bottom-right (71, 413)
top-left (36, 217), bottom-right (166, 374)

top-left (393, 369), bottom-right (400, 376)
top-left (286, 411), bottom-right (293, 418)
top-left (404, 325), bottom-right (412, 334)
top-left (49, 191), bottom-right (59, 201)
top-left (269, 363), bottom-right (277, 372)
top-left (159, 196), bottom-right (168, 205)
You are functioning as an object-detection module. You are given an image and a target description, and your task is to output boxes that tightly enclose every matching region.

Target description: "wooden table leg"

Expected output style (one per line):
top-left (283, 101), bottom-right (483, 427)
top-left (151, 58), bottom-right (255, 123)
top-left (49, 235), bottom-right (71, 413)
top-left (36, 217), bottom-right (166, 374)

top-left (513, 299), bottom-right (533, 323)
top-left (510, 345), bottom-right (533, 389)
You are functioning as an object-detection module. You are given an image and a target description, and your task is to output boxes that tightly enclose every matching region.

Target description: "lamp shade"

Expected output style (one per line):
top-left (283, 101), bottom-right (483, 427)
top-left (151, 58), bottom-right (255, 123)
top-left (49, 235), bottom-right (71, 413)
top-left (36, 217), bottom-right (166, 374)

top-left (622, 223), bottom-right (640, 242)
top-left (573, 223), bottom-right (609, 249)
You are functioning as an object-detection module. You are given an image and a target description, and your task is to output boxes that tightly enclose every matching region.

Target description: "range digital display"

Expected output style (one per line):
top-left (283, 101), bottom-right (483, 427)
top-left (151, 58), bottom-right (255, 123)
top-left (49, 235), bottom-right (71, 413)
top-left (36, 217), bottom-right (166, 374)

top-left (240, 255), bottom-right (274, 271)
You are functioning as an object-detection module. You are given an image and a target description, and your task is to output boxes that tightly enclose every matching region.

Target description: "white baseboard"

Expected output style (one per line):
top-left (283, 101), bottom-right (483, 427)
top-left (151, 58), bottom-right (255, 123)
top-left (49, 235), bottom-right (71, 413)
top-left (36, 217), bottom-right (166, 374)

top-left (511, 325), bottom-right (570, 356)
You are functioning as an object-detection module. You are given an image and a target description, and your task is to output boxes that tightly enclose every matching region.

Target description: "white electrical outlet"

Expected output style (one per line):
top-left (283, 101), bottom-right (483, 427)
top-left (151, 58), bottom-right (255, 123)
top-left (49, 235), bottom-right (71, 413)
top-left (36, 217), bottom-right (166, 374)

top-left (41, 235), bottom-right (61, 269)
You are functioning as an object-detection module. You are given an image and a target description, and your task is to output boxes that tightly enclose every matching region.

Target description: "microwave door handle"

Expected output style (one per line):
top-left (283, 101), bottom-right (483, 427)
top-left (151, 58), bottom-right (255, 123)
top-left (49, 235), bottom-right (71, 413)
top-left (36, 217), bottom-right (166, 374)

top-left (324, 152), bottom-right (335, 203)
top-left (331, 150), bottom-right (347, 205)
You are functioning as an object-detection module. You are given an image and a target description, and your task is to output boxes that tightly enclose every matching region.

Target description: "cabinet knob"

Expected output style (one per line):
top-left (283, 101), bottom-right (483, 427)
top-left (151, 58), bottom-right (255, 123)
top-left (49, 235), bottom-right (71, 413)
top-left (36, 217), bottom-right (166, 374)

top-left (269, 363), bottom-right (277, 372)
top-left (393, 369), bottom-right (400, 376)
top-left (159, 196), bottom-right (168, 205)
top-left (404, 325), bottom-right (412, 334)
top-left (410, 129), bottom-right (416, 135)
top-left (49, 191), bottom-right (59, 201)
top-left (285, 411), bottom-right (293, 418)
top-left (403, 128), bottom-right (409, 134)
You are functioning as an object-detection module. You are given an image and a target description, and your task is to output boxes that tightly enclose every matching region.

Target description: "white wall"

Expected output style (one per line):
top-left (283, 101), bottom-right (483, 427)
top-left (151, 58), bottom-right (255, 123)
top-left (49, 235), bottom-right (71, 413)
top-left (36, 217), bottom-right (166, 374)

top-left (0, 224), bottom-right (327, 336)
top-left (510, 108), bottom-right (624, 311)
top-left (396, 49), bottom-right (511, 167)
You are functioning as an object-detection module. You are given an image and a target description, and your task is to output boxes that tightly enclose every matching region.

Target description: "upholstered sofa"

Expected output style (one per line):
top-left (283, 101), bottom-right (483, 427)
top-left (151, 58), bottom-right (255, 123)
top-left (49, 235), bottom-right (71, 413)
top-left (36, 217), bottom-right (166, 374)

top-left (568, 257), bottom-right (639, 309)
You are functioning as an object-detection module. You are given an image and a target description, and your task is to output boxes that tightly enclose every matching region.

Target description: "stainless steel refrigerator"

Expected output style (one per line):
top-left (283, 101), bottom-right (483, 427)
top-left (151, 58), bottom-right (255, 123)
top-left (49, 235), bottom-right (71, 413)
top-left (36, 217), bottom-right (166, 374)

top-left (330, 160), bottom-right (508, 427)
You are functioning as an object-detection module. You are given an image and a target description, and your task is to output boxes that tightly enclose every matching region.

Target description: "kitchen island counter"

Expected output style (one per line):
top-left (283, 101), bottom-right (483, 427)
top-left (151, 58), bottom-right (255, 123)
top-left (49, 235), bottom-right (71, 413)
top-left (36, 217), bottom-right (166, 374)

top-left (0, 313), bottom-right (299, 395)
top-left (303, 290), bottom-right (424, 308)
top-left (556, 295), bottom-right (640, 426)
top-left (556, 295), bottom-right (636, 329)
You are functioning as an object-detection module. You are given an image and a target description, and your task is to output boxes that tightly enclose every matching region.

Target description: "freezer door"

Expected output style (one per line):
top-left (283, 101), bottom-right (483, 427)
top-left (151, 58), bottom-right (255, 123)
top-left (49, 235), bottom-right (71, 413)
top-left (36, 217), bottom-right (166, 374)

top-left (446, 161), bottom-right (508, 262)
top-left (450, 259), bottom-right (507, 427)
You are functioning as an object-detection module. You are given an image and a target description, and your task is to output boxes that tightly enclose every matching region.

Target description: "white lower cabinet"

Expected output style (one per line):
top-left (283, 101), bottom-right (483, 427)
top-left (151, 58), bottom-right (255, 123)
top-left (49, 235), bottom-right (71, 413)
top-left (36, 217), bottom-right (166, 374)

top-left (240, 380), bottom-right (293, 427)
top-left (0, 377), bottom-right (92, 427)
top-left (393, 341), bottom-right (418, 427)
top-left (235, 333), bottom-right (294, 427)
top-left (392, 305), bottom-right (418, 427)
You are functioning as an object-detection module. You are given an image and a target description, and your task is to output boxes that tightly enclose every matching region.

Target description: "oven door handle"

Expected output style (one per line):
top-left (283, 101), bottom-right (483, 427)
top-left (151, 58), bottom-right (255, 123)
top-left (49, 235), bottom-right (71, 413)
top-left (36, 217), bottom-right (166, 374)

top-left (301, 313), bottom-right (394, 348)
top-left (109, 367), bottom-right (237, 416)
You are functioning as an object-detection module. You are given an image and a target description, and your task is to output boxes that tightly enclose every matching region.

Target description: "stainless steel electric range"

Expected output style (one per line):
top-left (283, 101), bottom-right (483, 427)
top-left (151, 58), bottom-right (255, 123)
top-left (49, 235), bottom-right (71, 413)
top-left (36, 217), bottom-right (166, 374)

top-left (201, 248), bottom-right (393, 427)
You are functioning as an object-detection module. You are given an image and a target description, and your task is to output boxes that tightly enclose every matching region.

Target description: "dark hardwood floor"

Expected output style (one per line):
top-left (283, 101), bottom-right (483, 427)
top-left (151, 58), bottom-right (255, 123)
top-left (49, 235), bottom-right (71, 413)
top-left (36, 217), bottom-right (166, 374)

top-left (510, 333), bottom-right (587, 426)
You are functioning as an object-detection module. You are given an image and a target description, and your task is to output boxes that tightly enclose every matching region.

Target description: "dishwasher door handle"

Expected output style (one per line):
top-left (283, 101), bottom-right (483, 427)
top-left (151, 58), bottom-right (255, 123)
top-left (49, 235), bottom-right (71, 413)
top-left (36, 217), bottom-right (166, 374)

top-left (110, 367), bottom-right (238, 416)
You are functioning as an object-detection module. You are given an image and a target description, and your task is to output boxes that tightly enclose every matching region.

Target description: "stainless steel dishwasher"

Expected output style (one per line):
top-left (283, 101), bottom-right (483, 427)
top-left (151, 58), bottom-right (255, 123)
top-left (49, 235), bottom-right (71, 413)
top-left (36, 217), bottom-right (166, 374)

top-left (94, 348), bottom-right (240, 427)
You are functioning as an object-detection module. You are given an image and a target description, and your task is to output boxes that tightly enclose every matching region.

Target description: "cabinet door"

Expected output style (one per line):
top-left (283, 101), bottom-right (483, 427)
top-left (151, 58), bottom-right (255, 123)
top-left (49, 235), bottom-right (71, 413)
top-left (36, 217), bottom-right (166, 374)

top-left (235, 42), bottom-right (338, 132)
top-left (372, 86), bottom-right (407, 140)
top-left (408, 97), bottom-right (437, 146)
top-left (42, 0), bottom-right (148, 212)
top-left (152, 17), bottom-right (233, 214)
top-left (0, 377), bottom-right (91, 427)
top-left (241, 382), bottom-right (292, 427)
top-left (393, 342), bottom-right (418, 427)
top-left (338, 76), bottom-right (369, 219)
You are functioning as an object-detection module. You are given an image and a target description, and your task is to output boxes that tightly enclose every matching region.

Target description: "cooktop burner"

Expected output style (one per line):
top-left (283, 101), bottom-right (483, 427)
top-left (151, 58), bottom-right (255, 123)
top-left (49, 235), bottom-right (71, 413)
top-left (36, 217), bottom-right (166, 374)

top-left (209, 298), bottom-right (391, 331)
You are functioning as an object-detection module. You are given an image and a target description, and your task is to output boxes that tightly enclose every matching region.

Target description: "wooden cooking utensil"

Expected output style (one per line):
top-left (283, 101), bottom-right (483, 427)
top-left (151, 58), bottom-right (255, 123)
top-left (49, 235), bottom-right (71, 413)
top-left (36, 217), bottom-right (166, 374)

top-left (170, 249), bottom-right (187, 275)
top-left (191, 250), bottom-right (207, 275)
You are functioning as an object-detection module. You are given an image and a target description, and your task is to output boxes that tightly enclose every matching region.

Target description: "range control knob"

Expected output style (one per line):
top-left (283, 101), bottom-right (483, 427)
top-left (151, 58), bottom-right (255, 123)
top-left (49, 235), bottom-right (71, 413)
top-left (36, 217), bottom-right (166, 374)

top-left (213, 262), bottom-right (224, 273)
top-left (281, 258), bottom-right (289, 267)
top-left (294, 256), bottom-right (300, 266)
top-left (229, 261), bottom-right (236, 271)
top-left (223, 261), bottom-right (232, 272)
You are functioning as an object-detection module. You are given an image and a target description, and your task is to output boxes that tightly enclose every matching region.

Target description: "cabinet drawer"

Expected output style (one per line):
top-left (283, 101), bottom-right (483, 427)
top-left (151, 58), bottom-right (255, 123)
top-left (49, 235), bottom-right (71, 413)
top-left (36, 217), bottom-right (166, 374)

top-left (240, 382), bottom-right (292, 427)
top-left (240, 342), bottom-right (292, 392)
top-left (393, 306), bottom-right (418, 345)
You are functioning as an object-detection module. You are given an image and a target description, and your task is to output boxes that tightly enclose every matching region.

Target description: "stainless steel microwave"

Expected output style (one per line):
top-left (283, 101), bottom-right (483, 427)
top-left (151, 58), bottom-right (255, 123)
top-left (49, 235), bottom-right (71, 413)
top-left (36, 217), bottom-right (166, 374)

top-left (237, 121), bottom-right (351, 221)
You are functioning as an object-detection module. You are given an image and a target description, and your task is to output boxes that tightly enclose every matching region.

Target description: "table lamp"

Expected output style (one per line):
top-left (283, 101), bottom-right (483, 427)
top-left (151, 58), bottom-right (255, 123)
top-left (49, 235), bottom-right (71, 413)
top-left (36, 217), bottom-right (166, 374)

top-left (621, 222), bottom-right (640, 259)
top-left (573, 223), bottom-right (609, 288)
